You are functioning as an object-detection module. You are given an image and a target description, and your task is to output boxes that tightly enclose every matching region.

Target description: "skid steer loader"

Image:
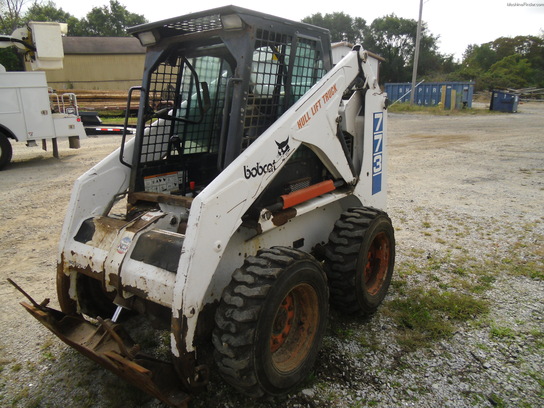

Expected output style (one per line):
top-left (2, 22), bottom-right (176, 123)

top-left (13, 6), bottom-right (395, 407)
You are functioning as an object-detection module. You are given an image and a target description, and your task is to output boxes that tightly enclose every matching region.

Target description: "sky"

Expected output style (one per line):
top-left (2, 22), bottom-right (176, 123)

top-left (31, 0), bottom-right (544, 60)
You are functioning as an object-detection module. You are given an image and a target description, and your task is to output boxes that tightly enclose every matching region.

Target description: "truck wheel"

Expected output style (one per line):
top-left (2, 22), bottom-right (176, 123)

top-left (324, 207), bottom-right (395, 314)
top-left (213, 247), bottom-right (328, 397)
top-left (0, 133), bottom-right (13, 170)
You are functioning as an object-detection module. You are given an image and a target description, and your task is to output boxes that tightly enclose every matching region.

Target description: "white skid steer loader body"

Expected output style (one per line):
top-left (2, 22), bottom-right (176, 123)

top-left (57, 48), bottom-right (387, 359)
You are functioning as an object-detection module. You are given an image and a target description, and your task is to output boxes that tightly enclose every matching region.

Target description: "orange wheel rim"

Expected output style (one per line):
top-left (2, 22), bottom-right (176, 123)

top-left (269, 283), bottom-right (319, 373)
top-left (270, 293), bottom-right (295, 353)
top-left (364, 232), bottom-right (390, 296)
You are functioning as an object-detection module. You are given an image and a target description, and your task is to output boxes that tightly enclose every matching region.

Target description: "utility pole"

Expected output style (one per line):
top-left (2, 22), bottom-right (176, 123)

top-left (410, 0), bottom-right (424, 105)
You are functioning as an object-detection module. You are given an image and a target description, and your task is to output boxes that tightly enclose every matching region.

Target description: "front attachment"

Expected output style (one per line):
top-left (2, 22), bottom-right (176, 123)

top-left (19, 300), bottom-right (190, 408)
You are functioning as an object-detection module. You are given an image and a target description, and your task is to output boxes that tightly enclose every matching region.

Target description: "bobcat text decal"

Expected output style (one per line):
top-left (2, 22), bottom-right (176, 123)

top-left (244, 160), bottom-right (278, 179)
top-left (296, 84), bottom-right (338, 129)
top-left (243, 137), bottom-right (291, 179)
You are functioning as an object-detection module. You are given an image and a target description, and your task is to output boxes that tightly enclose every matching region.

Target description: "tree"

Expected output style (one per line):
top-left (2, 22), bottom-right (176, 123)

top-left (23, 1), bottom-right (81, 34)
top-left (361, 14), bottom-right (445, 83)
top-left (0, 0), bottom-right (26, 34)
top-left (480, 55), bottom-right (536, 90)
top-left (453, 43), bottom-right (499, 83)
top-left (1, 1), bottom-right (148, 69)
top-left (1, 0), bottom-right (28, 70)
top-left (302, 12), bottom-right (366, 44)
top-left (77, 0), bottom-right (147, 36)
top-left (0, 47), bottom-right (21, 70)
top-left (462, 43), bottom-right (498, 72)
top-left (458, 35), bottom-right (544, 89)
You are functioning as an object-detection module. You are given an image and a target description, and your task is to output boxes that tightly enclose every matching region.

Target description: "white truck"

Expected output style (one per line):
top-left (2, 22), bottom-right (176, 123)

top-left (0, 22), bottom-right (86, 169)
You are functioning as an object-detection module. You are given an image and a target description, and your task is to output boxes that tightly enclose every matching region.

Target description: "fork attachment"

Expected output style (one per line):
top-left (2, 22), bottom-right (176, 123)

top-left (20, 301), bottom-right (190, 408)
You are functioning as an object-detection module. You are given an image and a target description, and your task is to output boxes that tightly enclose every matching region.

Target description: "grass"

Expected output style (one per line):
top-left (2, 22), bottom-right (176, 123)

top-left (385, 210), bottom-right (541, 352)
top-left (383, 245), bottom-right (498, 351)
top-left (490, 325), bottom-right (517, 340)
top-left (95, 110), bottom-right (138, 125)
top-left (498, 258), bottom-right (544, 280)
top-left (389, 102), bottom-right (500, 115)
top-left (384, 287), bottom-right (489, 350)
top-left (39, 338), bottom-right (56, 362)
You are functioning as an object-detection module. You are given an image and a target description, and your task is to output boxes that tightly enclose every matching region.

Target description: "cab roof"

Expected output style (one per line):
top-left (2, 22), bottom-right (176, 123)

top-left (127, 5), bottom-right (330, 42)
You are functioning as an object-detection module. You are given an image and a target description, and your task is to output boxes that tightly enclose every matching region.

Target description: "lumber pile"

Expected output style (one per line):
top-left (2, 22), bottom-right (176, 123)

top-left (505, 87), bottom-right (544, 100)
top-left (67, 90), bottom-right (139, 111)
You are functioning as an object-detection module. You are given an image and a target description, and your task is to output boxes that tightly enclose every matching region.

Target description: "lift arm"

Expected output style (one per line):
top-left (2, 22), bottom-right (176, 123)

top-left (172, 47), bottom-right (387, 369)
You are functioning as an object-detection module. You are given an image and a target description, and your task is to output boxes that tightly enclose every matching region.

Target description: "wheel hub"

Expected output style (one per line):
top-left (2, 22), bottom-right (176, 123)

top-left (270, 294), bottom-right (295, 352)
top-left (269, 283), bottom-right (319, 373)
top-left (364, 232), bottom-right (391, 296)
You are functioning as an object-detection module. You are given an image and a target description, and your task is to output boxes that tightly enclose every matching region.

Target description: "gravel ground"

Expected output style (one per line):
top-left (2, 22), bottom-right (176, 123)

top-left (0, 102), bottom-right (542, 407)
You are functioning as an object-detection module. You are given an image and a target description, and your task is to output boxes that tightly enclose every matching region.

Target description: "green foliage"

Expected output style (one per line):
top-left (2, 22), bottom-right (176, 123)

top-left (1, 0), bottom-right (147, 37)
top-left (302, 12), bottom-right (366, 44)
top-left (0, 0), bottom-right (25, 34)
top-left (0, 1), bottom-right (147, 70)
top-left (388, 103), bottom-right (496, 115)
top-left (303, 12), bottom-right (456, 83)
top-left (362, 14), bottom-right (421, 82)
top-left (0, 47), bottom-right (23, 70)
top-left (490, 325), bottom-right (517, 340)
top-left (497, 256), bottom-right (543, 280)
top-left (23, 1), bottom-right (81, 35)
top-left (3, 3), bottom-right (542, 88)
top-left (463, 43), bottom-right (499, 72)
top-left (77, 0), bottom-right (147, 36)
top-left (303, 11), bottom-right (543, 88)
top-left (458, 35), bottom-right (544, 90)
top-left (385, 287), bottom-right (489, 350)
top-left (480, 54), bottom-right (535, 90)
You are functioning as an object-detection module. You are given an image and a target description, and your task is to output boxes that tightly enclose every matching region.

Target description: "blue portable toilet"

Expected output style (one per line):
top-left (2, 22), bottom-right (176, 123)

top-left (490, 90), bottom-right (519, 113)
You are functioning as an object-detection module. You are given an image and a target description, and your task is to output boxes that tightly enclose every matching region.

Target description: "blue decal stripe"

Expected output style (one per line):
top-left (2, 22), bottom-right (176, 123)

top-left (372, 112), bottom-right (384, 195)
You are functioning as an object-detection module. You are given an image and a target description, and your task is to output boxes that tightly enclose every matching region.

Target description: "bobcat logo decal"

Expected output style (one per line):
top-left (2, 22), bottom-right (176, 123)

top-left (243, 137), bottom-right (291, 180)
top-left (275, 137), bottom-right (290, 157)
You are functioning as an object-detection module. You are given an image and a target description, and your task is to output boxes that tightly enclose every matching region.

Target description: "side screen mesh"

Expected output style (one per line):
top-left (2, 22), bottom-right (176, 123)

top-left (137, 30), bottom-right (326, 166)
top-left (140, 56), bottom-right (229, 163)
top-left (291, 38), bottom-right (326, 101)
top-left (140, 59), bottom-right (179, 163)
top-left (174, 57), bottom-right (228, 155)
top-left (243, 31), bottom-right (290, 150)
top-left (242, 30), bottom-right (325, 150)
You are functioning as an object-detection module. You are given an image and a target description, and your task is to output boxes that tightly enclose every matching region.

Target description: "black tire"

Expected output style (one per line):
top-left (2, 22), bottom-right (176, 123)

top-left (0, 133), bottom-right (13, 170)
top-left (213, 247), bottom-right (329, 397)
top-left (324, 207), bottom-right (395, 314)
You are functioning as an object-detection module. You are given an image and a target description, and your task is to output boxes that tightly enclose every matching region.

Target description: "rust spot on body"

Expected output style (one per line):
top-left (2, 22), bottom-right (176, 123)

top-left (272, 208), bottom-right (297, 226)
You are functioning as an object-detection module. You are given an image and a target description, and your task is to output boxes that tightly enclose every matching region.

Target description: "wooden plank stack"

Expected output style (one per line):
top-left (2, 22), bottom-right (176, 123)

top-left (67, 90), bottom-right (139, 112)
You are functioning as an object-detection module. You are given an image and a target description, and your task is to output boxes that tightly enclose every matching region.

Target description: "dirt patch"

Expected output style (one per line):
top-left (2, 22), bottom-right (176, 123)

top-left (0, 103), bottom-right (543, 407)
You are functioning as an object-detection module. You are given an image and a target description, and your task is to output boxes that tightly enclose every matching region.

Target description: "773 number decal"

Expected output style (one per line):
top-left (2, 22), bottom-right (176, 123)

top-left (372, 112), bottom-right (384, 195)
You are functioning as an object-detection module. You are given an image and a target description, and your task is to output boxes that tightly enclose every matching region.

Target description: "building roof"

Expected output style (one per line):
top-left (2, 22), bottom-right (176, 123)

top-left (62, 37), bottom-right (145, 54)
top-left (331, 41), bottom-right (354, 49)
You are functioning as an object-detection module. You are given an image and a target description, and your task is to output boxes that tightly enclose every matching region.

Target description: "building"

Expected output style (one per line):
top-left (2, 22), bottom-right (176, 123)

top-left (44, 37), bottom-right (146, 91)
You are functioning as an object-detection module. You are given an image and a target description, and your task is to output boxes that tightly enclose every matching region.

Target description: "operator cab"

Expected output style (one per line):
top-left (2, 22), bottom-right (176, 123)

top-left (126, 6), bottom-right (334, 214)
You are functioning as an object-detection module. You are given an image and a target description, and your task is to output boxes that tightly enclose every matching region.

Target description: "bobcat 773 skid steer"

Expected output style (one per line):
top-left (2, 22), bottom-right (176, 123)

top-left (13, 6), bottom-right (395, 407)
